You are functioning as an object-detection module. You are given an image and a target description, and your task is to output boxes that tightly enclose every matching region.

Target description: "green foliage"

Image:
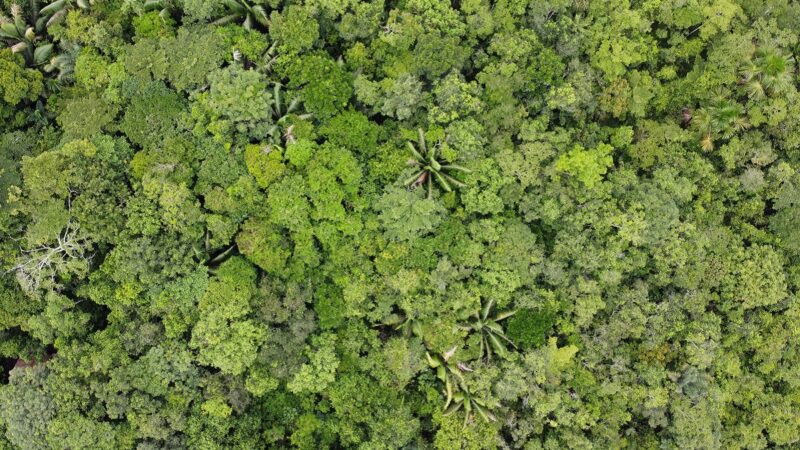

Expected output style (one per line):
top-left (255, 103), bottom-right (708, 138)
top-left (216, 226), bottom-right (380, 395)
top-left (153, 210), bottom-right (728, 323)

top-left (45, 413), bottom-right (117, 450)
top-left (119, 80), bottom-right (185, 149)
top-left (278, 52), bottom-right (352, 120)
top-left (269, 5), bottom-right (318, 54)
top-left (236, 217), bottom-right (291, 273)
top-left (506, 308), bottom-right (555, 349)
top-left (305, 143), bottom-right (362, 223)
top-left (287, 334), bottom-right (339, 394)
top-left (319, 109), bottom-right (379, 157)
top-left (284, 139), bottom-right (314, 168)
top-left (2, 2), bottom-right (800, 448)
top-left (721, 244), bottom-right (787, 310)
top-left (161, 27), bottom-right (227, 92)
top-left (375, 187), bottom-right (444, 241)
top-left (355, 74), bottom-right (425, 121)
top-left (123, 26), bottom-right (229, 92)
top-left (0, 366), bottom-right (54, 450)
top-left (244, 143), bottom-right (285, 188)
top-left (555, 142), bottom-right (614, 189)
top-left (179, 0), bottom-right (217, 23)
top-left (18, 135), bottom-right (131, 245)
top-left (190, 257), bottom-right (266, 375)
top-left (132, 10), bottom-right (175, 38)
top-left (0, 49), bottom-right (42, 121)
top-left (770, 177), bottom-right (800, 254)
top-left (190, 65), bottom-right (272, 142)
top-left (55, 93), bottom-right (118, 139)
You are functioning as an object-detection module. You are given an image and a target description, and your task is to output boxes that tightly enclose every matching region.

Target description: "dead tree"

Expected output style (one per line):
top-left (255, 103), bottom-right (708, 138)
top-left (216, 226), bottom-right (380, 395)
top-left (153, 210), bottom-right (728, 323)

top-left (9, 212), bottom-right (92, 295)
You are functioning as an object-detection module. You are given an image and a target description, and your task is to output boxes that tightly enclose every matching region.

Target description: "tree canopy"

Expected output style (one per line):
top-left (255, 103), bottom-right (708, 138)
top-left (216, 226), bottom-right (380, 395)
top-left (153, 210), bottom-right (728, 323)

top-left (1, 0), bottom-right (800, 448)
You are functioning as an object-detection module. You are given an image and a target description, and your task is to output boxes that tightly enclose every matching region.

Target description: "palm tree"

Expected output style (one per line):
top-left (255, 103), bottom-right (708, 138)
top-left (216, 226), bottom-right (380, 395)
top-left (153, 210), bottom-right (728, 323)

top-left (427, 348), bottom-right (468, 413)
top-left (0, 3), bottom-right (53, 68)
top-left (266, 83), bottom-right (311, 145)
top-left (381, 311), bottom-right (423, 338)
top-left (693, 98), bottom-right (749, 151)
top-left (404, 128), bottom-right (471, 199)
top-left (213, 0), bottom-right (269, 31)
top-left (427, 348), bottom-right (497, 425)
top-left (262, 41), bottom-right (278, 73)
top-left (460, 298), bottom-right (516, 361)
top-left (143, 0), bottom-right (177, 22)
top-left (740, 46), bottom-right (795, 100)
top-left (39, 0), bottom-right (93, 28)
top-left (43, 41), bottom-right (79, 81)
top-left (444, 389), bottom-right (497, 425)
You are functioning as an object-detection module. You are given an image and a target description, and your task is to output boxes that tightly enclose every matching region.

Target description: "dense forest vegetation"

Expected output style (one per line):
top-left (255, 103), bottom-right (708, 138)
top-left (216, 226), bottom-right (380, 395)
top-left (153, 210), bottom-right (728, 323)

top-left (0, 0), bottom-right (799, 448)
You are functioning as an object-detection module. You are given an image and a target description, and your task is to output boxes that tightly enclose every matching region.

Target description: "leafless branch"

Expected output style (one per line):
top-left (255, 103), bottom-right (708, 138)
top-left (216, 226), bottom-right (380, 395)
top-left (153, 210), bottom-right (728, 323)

top-left (8, 202), bottom-right (92, 294)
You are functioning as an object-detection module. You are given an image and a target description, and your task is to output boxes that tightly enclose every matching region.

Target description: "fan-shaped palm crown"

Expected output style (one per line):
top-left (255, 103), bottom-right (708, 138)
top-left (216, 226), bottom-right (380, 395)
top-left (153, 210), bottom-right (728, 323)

top-left (404, 128), bottom-right (471, 199)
